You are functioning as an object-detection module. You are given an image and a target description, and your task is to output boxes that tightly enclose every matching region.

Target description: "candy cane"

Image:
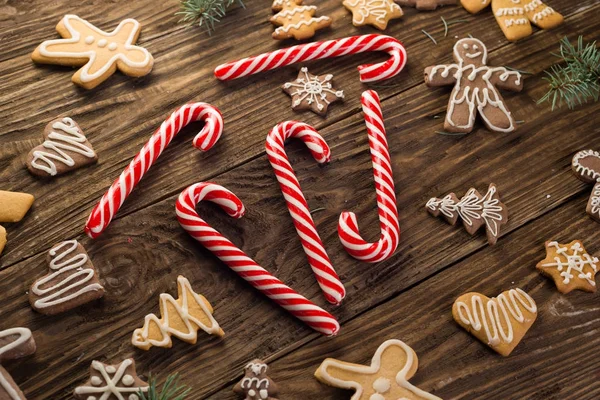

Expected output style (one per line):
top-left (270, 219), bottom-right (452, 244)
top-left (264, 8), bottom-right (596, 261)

top-left (215, 34), bottom-right (407, 83)
top-left (176, 182), bottom-right (340, 336)
top-left (85, 103), bottom-right (223, 239)
top-left (266, 122), bottom-right (346, 305)
top-left (338, 90), bottom-right (400, 263)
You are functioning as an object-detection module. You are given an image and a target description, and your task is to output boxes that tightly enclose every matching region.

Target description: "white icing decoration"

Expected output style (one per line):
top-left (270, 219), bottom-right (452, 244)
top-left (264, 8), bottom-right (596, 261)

top-left (428, 38), bottom-right (522, 133)
top-left (31, 240), bottom-right (104, 309)
top-left (343, 0), bottom-right (402, 26)
top-left (456, 288), bottom-right (537, 346)
top-left (495, 7), bottom-right (524, 16)
top-left (108, 42), bottom-right (118, 51)
top-left (523, 0), bottom-right (542, 12)
top-left (121, 374), bottom-right (134, 386)
top-left (285, 67), bottom-right (344, 112)
top-left (128, 395), bottom-right (138, 400)
top-left (591, 182), bottom-right (600, 216)
top-left (372, 377), bottom-right (391, 393)
top-left (540, 241), bottom-right (598, 286)
top-left (85, 35), bottom-right (95, 44)
top-left (247, 362), bottom-right (268, 376)
top-left (97, 39), bottom-right (107, 47)
top-left (91, 376), bottom-right (103, 386)
top-left (317, 340), bottom-right (441, 399)
top-left (38, 15), bottom-right (153, 83)
top-left (74, 359), bottom-right (148, 399)
top-left (274, 16), bottom-right (331, 34)
top-left (0, 328), bottom-right (33, 400)
top-left (31, 117), bottom-right (96, 176)
top-left (505, 18), bottom-right (529, 27)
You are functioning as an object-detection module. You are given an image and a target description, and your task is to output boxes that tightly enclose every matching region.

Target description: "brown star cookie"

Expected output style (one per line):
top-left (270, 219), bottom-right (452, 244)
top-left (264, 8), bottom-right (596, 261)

top-left (282, 68), bottom-right (344, 116)
top-left (74, 359), bottom-right (149, 400)
top-left (537, 240), bottom-right (599, 294)
top-left (343, 0), bottom-right (404, 30)
top-left (234, 359), bottom-right (279, 400)
top-left (397, 0), bottom-right (456, 10)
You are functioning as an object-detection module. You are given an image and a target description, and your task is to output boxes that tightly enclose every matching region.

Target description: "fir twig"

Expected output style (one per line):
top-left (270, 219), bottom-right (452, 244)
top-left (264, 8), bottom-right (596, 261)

top-left (440, 17), bottom-right (469, 37)
top-left (539, 36), bottom-right (600, 110)
top-left (436, 131), bottom-right (468, 136)
top-left (422, 29), bottom-right (437, 45)
top-left (177, 0), bottom-right (245, 34)
top-left (139, 374), bottom-right (191, 400)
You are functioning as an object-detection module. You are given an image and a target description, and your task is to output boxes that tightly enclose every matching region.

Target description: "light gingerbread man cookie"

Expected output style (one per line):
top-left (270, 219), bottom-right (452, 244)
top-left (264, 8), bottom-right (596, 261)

top-left (32, 15), bottom-right (154, 89)
top-left (315, 339), bottom-right (441, 399)
top-left (424, 38), bottom-right (523, 134)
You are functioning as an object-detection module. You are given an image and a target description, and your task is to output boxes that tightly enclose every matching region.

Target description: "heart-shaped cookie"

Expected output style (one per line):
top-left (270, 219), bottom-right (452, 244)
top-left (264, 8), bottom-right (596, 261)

top-left (572, 149), bottom-right (600, 184)
top-left (452, 288), bottom-right (537, 356)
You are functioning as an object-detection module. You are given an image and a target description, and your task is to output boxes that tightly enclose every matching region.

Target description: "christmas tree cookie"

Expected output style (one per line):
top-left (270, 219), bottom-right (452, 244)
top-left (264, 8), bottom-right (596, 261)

top-left (270, 0), bottom-right (332, 40)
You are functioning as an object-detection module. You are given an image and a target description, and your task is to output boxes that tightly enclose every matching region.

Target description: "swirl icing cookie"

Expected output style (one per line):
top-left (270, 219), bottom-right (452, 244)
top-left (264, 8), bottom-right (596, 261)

top-left (27, 117), bottom-right (98, 178)
top-left (0, 327), bottom-right (36, 400)
top-left (74, 358), bottom-right (148, 400)
top-left (32, 15), bottom-right (154, 89)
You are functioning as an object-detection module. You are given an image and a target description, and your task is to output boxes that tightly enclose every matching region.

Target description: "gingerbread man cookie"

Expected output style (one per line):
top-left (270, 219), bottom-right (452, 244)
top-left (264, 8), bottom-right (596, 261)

top-left (270, 0), bottom-right (332, 40)
top-left (234, 359), bottom-right (279, 400)
top-left (424, 38), bottom-right (523, 133)
top-left (27, 117), bottom-right (98, 178)
top-left (132, 275), bottom-right (224, 350)
top-left (397, 0), bottom-right (456, 10)
top-left (537, 240), bottom-right (599, 294)
top-left (74, 358), bottom-right (148, 400)
top-left (29, 240), bottom-right (105, 315)
top-left (283, 68), bottom-right (344, 116)
top-left (315, 339), bottom-right (441, 399)
top-left (453, 288), bottom-right (537, 356)
top-left (0, 327), bottom-right (36, 400)
top-left (343, 0), bottom-right (404, 30)
top-left (572, 149), bottom-right (600, 222)
top-left (32, 15), bottom-right (154, 89)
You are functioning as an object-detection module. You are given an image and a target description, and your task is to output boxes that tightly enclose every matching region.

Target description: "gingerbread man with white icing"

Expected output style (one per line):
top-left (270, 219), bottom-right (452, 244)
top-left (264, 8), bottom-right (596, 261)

top-left (32, 15), bottom-right (154, 89)
top-left (424, 38), bottom-right (524, 134)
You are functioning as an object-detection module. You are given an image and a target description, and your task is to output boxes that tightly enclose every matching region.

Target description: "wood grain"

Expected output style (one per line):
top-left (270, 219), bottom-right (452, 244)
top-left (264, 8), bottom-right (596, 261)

top-left (0, 0), bottom-right (599, 399)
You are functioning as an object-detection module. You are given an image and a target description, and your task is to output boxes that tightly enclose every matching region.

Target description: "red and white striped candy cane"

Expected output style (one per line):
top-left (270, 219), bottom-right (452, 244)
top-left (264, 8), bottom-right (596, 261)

top-left (85, 103), bottom-right (223, 239)
top-left (215, 34), bottom-right (407, 83)
top-left (176, 182), bottom-right (340, 336)
top-left (338, 90), bottom-right (400, 263)
top-left (266, 122), bottom-right (346, 306)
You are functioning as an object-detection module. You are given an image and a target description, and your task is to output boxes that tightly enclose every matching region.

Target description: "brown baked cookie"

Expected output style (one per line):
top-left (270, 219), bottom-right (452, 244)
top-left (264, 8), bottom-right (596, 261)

top-left (342, 0), bottom-right (404, 30)
top-left (537, 240), bottom-right (599, 294)
top-left (0, 226), bottom-right (6, 257)
top-left (460, 0), bottom-right (490, 13)
top-left (397, 0), bottom-right (456, 10)
top-left (282, 68), bottom-right (344, 116)
top-left (270, 0), bottom-right (331, 40)
top-left (27, 117), bottom-right (98, 178)
top-left (29, 240), bottom-right (104, 315)
top-left (0, 191), bottom-right (34, 223)
top-left (0, 327), bottom-right (36, 400)
top-left (572, 149), bottom-right (600, 222)
top-left (424, 38), bottom-right (523, 133)
top-left (234, 359), bottom-right (279, 400)
top-left (74, 358), bottom-right (148, 400)
top-left (588, 182), bottom-right (600, 223)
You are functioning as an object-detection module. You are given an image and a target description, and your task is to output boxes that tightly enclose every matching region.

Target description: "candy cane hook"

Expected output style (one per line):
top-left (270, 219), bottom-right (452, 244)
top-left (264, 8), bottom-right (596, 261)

top-left (85, 103), bottom-right (223, 239)
top-left (266, 122), bottom-right (346, 305)
top-left (215, 34), bottom-right (407, 83)
top-left (338, 90), bottom-right (400, 263)
top-left (176, 182), bottom-right (340, 336)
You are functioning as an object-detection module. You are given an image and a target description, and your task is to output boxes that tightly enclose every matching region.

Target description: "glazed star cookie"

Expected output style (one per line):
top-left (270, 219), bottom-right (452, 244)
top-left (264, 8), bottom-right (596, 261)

top-left (315, 339), bottom-right (441, 399)
top-left (424, 38), bottom-right (523, 133)
top-left (0, 191), bottom-right (34, 223)
top-left (234, 359), bottom-right (279, 400)
top-left (27, 117), bottom-right (98, 178)
top-left (270, 0), bottom-right (332, 40)
top-left (536, 240), bottom-right (599, 294)
top-left (29, 240), bottom-right (105, 315)
top-left (32, 15), bottom-right (154, 89)
top-left (396, 0), bottom-right (456, 10)
top-left (74, 358), bottom-right (148, 400)
top-left (343, 0), bottom-right (404, 30)
top-left (452, 288), bottom-right (537, 356)
top-left (132, 275), bottom-right (224, 350)
top-left (283, 68), bottom-right (344, 116)
top-left (572, 149), bottom-right (600, 222)
top-left (0, 327), bottom-right (36, 400)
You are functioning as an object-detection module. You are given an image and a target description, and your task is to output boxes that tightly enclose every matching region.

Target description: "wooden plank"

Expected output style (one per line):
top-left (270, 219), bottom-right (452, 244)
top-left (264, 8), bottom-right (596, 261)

top-left (0, 0), bottom-right (594, 266)
top-left (1, 7), bottom-right (599, 396)
top-left (208, 192), bottom-right (600, 399)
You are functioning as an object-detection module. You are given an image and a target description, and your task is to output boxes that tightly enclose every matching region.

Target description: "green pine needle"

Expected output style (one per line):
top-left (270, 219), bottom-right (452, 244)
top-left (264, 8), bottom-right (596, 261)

top-left (539, 36), bottom-right (600, 110)
top-left (177, 0), bottom-right (245, 34)
top-left (139, 374), bottom-right (191, 400)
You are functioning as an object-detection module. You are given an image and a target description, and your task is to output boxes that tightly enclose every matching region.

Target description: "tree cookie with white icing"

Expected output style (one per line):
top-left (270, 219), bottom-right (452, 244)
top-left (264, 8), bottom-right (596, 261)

top-left (315, 339), bottom-right (441, 399)
top-left (32, 15), bottom-right (154, 89)
top-left (343, 0), bottom-right (404, 30)
top-left (453, 288), bottom-right (537, 356)
top-left (234, 359), bottom-right (279, 400)
top-left (424, 38), bottom-right (523, 134)
top-left (74, 358), bottom-right (148, 400)
top-left (270, 0), bottom-right (332, 40)
top-left (27, 117), bottom-right (98, 178)
top-left (29, 240), bottom-right (105, 315)
top-left (0, 327), bottom-right (36, 400)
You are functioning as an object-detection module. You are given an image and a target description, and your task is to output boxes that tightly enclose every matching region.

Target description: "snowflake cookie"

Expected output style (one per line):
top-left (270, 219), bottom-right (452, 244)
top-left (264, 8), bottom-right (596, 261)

top-left (74, 358), bottom-right (148, 400)
top-left (537, 240), bottom-right (599, 294)
top-left (315, 339), bottom-right (441, 399)
top-left (282, 68), bottom-right (344, 116)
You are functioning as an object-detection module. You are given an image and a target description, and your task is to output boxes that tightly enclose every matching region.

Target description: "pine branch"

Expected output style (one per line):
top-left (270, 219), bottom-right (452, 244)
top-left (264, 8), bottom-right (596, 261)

top-left (177, 0), bottom-right (245, 34)
top-left (139, 374), bottom-right (191, 400)
top-left (539, 36), bottom-right (600, 110)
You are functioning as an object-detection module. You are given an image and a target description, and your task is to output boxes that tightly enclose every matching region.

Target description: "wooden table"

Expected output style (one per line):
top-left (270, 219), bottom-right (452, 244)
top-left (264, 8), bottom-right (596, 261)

top-left (1, 0), bottom-right (599, 398)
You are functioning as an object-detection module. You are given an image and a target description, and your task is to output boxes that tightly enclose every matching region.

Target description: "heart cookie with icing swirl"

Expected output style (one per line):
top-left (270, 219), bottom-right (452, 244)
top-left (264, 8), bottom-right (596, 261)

top-left (452, 288), bottom-right (537, 356)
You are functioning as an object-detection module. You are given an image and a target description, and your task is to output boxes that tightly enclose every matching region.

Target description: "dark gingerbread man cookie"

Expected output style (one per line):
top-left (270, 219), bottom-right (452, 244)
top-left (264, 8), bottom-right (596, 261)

top-left (234, 359), bottom-right (279, 400)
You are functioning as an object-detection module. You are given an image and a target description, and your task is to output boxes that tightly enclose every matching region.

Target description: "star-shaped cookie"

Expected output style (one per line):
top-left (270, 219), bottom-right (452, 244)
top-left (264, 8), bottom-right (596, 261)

top-left (536, 240), bottom-right (599, 294)
top-left (343, 0), bottom-right (404, 30)
top-left (282, 68), bottom-right (344, 116)
top-left (74, 358), bottom-right (149, 400)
